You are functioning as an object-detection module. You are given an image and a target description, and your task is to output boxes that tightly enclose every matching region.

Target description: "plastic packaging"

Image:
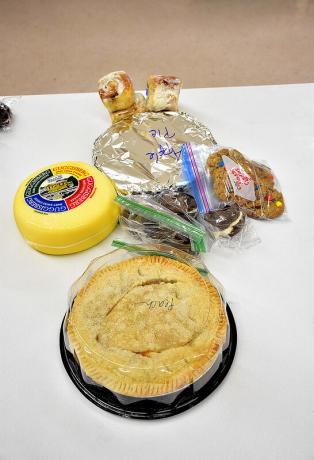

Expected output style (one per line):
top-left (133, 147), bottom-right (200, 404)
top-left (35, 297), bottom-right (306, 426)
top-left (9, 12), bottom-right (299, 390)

top-left (0, 96), bottom-right (20, 131)
top-left (181, 143), bottom-right (260, 248)
top-left (206, 146), bottom-right (286, 220)
top-left (116, 193), bottom-right (207, 253)
top-left (60, 242), bottom-right (237, 419)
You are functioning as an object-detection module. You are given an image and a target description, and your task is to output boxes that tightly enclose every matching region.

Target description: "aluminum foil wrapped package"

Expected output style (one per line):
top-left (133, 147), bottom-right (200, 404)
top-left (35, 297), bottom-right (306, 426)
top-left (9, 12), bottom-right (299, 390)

top-left (93, 111), bottom-right (217, 194)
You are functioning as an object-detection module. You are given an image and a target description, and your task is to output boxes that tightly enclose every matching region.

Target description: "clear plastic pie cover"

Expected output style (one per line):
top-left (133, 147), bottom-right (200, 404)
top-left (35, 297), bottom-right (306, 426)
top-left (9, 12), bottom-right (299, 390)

top-left (64, 243), bottom-right (229, 401)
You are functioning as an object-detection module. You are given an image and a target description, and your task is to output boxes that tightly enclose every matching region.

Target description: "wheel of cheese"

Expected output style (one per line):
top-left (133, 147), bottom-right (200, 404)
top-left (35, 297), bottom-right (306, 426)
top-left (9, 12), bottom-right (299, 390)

top-left (14, 161), bottom-right (120, 255)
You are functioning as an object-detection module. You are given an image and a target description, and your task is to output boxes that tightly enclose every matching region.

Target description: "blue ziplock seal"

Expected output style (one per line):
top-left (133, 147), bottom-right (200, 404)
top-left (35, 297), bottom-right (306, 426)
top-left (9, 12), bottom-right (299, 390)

top-left (181, 143), bottom-right (212, 214)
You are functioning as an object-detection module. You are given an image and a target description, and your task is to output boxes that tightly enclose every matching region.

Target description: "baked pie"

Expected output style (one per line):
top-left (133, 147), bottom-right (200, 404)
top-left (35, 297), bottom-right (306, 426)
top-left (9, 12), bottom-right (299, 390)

top-left (67, 256), bottom-right (227, 397)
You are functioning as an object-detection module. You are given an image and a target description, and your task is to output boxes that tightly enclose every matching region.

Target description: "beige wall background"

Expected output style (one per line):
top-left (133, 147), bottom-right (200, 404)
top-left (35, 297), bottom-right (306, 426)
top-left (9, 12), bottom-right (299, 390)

top-left (1, 0), bottom-right (314, 95)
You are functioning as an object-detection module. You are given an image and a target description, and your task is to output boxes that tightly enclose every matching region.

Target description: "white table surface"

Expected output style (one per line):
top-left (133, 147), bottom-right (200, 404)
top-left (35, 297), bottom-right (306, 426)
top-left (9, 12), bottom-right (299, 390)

top-left (1, 85), bottom-right (313, 460)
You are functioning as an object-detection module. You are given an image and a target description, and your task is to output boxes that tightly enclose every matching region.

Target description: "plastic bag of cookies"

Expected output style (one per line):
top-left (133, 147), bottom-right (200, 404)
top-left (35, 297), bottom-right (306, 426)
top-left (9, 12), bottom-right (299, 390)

top-left (116, 193), bottom-right (208, 254)
top-left (181, 143), bottom-right (260, 249)
top-left (205, 146), bottom-right (285, 220)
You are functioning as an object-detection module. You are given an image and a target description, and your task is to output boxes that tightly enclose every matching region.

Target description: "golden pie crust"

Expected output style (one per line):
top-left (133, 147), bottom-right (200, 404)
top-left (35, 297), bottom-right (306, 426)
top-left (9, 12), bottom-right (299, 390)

top-left (67, 256), bottom-right (227, 397)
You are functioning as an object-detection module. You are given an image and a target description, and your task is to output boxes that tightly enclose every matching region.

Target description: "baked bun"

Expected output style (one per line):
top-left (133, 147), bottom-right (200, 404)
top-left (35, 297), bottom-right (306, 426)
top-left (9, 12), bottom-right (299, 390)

top-left (98, 70), bottom-right (135, 114)
top-left (146, 75), bottom-right (182, 112)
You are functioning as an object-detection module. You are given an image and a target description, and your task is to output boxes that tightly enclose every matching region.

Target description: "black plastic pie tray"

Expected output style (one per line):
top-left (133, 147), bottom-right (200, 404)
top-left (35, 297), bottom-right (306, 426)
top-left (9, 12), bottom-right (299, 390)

top-left (60, 305), bottom-right (237, 420)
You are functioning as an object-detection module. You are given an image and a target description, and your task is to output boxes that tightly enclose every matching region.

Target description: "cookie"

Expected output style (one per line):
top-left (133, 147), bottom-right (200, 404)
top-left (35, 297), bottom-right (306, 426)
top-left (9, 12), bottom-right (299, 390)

top-left (251, 161), bottom-right (274, 187)
top-left (208, 149), bottom-right (250, 172)
top-left (203, 203), bottom-right (245, 237)
top-left (245, 184), bottom-right (284, 219)
top-left (207, 148), bottom-right (285, 219)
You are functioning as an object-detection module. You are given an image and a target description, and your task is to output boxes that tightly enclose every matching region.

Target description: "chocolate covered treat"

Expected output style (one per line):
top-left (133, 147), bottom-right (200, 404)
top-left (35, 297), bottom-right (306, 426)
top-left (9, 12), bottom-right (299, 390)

top-left (154, 190), bottom-right (198, 221)
top-left (204, 203), bottom-right (245, 238)
top-left (0, 102), bottom-right (12, 129)
top-left (121, 207), bottom-right (192, 252)
top-left (121, 190), bottom-right (198, 253)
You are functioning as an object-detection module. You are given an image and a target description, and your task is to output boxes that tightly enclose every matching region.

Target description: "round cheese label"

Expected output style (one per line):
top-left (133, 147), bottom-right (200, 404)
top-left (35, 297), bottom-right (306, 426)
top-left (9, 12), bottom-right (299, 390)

top-left (24, 164), bottom-right (95, 213)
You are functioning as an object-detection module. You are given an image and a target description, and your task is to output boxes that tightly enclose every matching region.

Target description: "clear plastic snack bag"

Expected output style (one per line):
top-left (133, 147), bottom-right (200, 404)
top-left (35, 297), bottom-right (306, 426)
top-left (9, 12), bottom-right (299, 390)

top-left (116, 193), bottom-right (208, 253)
top-left (0, 96), bottom-right (20, 131)
top-left (60, 241), bottom-right (237, 419)
top-left (205, 145), bottom-right (286, 220)
top-left (181, 143), bottom-right (260, 249)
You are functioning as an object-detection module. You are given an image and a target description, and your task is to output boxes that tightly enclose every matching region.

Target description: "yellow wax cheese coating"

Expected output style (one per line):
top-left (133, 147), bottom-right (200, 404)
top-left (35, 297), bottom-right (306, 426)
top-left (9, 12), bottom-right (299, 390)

top-left (13, 161), bottom-right (120, 255)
